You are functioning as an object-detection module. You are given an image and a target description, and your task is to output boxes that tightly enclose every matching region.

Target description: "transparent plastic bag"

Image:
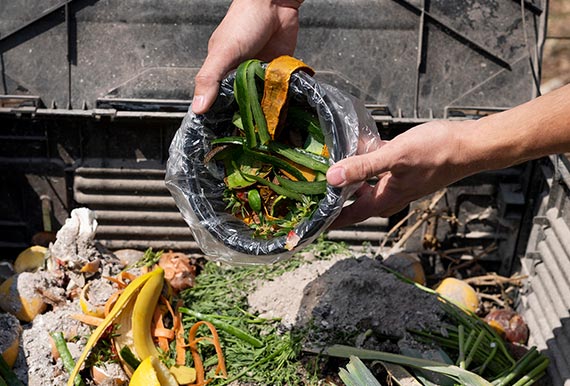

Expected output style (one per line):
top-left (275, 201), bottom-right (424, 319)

top-left (165, 69), bottom-right (380, 265)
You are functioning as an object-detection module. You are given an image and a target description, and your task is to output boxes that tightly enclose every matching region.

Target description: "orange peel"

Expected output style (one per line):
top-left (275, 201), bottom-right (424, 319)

top-left (0, 313), bottom-right (21, 368)
top-left (0, 273), bottom-right (47, 322)
top-left (79, 282), bottom-right (106, 318)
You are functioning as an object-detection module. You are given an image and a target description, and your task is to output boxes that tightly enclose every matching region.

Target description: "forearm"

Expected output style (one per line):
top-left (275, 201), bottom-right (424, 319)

top-left (464, 84), bottom-right (570, 173)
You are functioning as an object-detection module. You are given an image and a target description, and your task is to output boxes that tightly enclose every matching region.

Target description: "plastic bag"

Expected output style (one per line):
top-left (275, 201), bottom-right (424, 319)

top-left (165, 69), bottom-right (380, 265)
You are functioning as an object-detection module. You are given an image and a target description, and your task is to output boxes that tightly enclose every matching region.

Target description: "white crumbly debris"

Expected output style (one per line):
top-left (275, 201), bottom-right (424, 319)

top-left (49, 208), bottom-right (99, 271)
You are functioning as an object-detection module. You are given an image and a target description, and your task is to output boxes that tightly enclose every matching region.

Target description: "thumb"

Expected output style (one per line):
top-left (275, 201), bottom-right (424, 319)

top-left (326, 146), bottom-right (393, 187)
top-left (191, 55), bottom-right (230, 114)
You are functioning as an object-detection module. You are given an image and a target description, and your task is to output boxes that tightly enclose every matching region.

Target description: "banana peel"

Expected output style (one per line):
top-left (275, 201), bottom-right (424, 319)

top-left (114, 268), bottom-right (163, 376)
top-left (132, 269), bottom-right (163, 360)
top-left (113, 297), bottom-right (137, 376)
top-left (129, 356), bottom-right (178, 386)
top-left (67, 268), bottom-right (166, 386)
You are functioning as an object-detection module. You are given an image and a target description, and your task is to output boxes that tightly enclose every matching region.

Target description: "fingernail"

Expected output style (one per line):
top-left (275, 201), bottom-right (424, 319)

top-left (192, 95), bottom-right (205, 113)
top-left (327, 166), bottom-right (346, 186)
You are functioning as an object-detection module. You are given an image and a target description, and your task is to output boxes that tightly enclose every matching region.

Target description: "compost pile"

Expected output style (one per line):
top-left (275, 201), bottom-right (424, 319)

top-left (0, 204), bottom-right (551, 386)
top-left (0, 208), bottom-right (210, 386)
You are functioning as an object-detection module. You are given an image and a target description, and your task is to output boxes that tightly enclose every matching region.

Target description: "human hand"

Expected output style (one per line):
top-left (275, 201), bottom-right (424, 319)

top-left (325, 84), bottom-right (570, 228)
top-left (326, 120), bottom-right (480, 228)
top-left (192, 0), bottom-right (303, 114)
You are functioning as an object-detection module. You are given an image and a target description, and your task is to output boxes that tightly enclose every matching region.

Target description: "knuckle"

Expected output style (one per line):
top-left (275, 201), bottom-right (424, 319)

top-left (359, 157), bottom-right (378, 180)
top-left (194, 73), bottom-right (219, 88)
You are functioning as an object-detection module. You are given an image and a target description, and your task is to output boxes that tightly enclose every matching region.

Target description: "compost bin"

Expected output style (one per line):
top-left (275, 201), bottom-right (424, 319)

top-left (2, 0), bottom-right (569, 384)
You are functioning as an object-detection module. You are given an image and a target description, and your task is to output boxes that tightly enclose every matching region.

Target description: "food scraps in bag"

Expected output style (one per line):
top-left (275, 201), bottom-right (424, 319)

top-left (205, 56), bottom-right (330, 239)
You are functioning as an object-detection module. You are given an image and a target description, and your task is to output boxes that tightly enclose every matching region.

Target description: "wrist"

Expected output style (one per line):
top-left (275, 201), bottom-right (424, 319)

top-left (459, 114), bottom-right (524, 175)
top-left (448, 118), bottom-right (498, 177)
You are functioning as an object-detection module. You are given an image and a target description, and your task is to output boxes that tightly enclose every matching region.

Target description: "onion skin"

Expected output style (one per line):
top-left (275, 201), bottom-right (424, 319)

top-left (158, 253), bottom-right (196, 292)
top-left (484, 309), bottom-right (529, 344)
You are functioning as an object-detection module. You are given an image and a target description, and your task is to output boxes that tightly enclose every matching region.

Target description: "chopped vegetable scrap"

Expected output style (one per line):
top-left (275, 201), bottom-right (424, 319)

top-left (484, 309), bottom-right (529, 344)
top-left (206, 56), bottom-right (330, 239)
top-left (68, 263), bottom-right (227, 386)
top-left (158, 251), bottom-right (197, 292)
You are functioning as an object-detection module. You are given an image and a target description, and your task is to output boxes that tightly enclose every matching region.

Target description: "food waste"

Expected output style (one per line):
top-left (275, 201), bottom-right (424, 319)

top-left (0, 208), bottom-right (225, 386)
top-left (206, 56), bottom-right (330, 243)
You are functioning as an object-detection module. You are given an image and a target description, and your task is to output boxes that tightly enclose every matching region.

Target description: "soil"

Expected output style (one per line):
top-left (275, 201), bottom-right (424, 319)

top-left (248, 252), bottom-right (352, 328)
top-left (14, 301), bottom-right (91, 386)
top-left (0, 312), bottom-right (21, 353)
top-left (249, 254), bottom-right (444, 352)
top-left (541, 0), bottom-right (570, 90)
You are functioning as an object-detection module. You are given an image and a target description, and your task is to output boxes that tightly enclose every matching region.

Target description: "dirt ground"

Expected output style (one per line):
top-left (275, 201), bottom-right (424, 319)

top-left (541, 0), bottom-right (570, 90)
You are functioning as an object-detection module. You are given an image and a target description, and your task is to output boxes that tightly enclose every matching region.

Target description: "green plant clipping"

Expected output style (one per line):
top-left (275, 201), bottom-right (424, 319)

top-left (339, 356), bottom-right (383, 386)
top-left (381, 265), bottom-right (550, 386)
top-left (205, 57), bottom-right (329, 239)
top-left (322, 345), bottom-right (493, 386)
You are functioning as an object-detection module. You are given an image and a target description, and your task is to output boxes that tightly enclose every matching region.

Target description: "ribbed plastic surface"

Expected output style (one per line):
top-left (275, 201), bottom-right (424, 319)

top-left (74, 166), bottom-right (389, 252)
top-left (520, 156), bottom-right (570, 386)
top-left (73, 167), bottom-right (199, 251)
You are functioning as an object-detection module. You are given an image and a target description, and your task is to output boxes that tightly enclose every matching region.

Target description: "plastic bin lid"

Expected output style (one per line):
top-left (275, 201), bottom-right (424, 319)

top-left (0, 0), bottom-right (546, 118)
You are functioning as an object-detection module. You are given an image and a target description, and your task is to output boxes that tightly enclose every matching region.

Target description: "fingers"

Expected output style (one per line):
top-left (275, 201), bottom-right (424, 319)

top-left (191, 1), bottom-right (258, 114)
top-left (329, 175), bottom-right (409, 229)
top-left (326, 144), bottom-right (401, 228)
top-left (329, 184), bottom-right (376, 229)
top-left (191, 54), bottom-right (232, 114)
top-left (191, 5), bottom-right (247, 114)
top-left (327, 144), bottom-right (396, 188)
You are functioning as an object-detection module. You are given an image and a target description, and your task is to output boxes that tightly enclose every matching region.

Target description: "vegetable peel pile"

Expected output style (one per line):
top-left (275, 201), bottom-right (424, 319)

top-left (68, 267), bottom-right (227, 386)
top-left (206, 55), bottom-right (330, 242)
